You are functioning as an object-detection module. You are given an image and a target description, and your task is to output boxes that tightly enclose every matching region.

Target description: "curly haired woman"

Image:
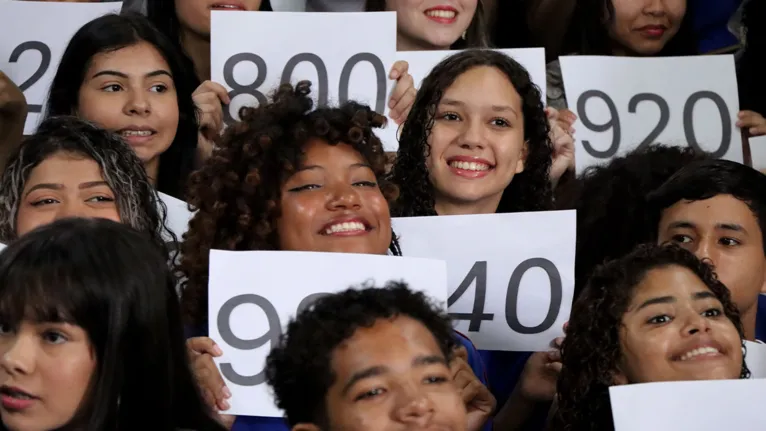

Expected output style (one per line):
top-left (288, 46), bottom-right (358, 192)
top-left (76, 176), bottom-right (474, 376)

top-left (387, 48), bottom-right (559, 430)
top-left (553, 243), bottom-right (750, 430)
top-left (179, 82), bottom-right (494, 431)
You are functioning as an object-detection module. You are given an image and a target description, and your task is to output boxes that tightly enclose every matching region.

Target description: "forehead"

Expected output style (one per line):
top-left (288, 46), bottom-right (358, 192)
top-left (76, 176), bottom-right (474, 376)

top-left (629, 265), bottom-right (711, 306)
top-left (660, 195), bottom-right (761, 233)
top-left (330, 316), bottom-right (443, 373)
top-left (440, 66), bottom-right (522, 108)
top-left (26, 152), bottom-right (103, 184)
top-left (300, 139), bottom-right (368, 167)
top-left (85, 42), bottom-right (171, 75)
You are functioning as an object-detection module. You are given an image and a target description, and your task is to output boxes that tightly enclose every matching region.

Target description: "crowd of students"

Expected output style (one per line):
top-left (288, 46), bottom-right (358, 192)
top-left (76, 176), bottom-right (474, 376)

top-left (0, 0), bottom-right (764, 430)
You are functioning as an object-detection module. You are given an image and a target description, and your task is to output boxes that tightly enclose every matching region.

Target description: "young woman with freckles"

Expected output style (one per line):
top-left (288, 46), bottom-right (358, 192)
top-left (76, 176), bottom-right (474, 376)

top-left (178, 82), bottom-right (495, 431)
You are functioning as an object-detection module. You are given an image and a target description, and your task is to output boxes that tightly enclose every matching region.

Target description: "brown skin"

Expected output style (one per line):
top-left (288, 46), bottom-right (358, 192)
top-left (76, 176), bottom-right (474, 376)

top-left (0, 71), bottom-right (28, 174)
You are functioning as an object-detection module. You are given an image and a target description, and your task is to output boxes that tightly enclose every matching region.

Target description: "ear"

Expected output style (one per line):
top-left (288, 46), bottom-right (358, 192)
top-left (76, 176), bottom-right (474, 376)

top-left (292, 423), bottom-right (322, 431)
top-left (515, 140), bottom-right (529, 174)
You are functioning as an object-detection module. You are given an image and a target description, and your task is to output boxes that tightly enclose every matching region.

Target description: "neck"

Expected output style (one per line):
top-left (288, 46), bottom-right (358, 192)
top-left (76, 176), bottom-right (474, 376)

top-left (181, 28), bottom-right (211, 82)
top-left (396, 34), bottom-right (443, 52)
top-left (145, 158), bottom-right (160, 188)
top-left (742, 305), bottom-right (758, 342)
top-left (434, 193), bottom-right (502, 216)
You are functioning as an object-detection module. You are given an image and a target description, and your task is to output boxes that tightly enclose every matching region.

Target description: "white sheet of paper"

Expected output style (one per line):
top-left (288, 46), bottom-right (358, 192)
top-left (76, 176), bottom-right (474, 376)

top-left (211, 11), bottom-right (397, 147)
top-left (560, 55), bottom-right (742, 173)
top-left (0, 1), bottom-right (123, 134)
top-left (745, 340), bottom-right (766, 379)
top-left (393, 211), bottom-right (576, 351)
top-left (157, 192), bottom-right (194, 242)
top-left (609, 379), bottom-right (766, 430)
top-left (377, 48), bottom-right (547, 151)
top-left (208, 250), bottom-right (448, 417)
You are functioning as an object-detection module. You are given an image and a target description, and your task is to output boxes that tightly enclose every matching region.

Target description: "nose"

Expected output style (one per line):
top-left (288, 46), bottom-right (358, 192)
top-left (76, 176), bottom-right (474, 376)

top-left (1, 334), bottom-right (35, 376)
top-left (326, 183), bottom-right (362, 211)
top-left (643, 0), bottom-right (666, 15)
top-left (458, 118), bottom-right (485, 151)
top-left (692, 239), bottom-right (718, 269)
top-left (54, 201), bottom-right (89, 221)
top-left (682, 311), bottom-right (712, 336)
top-left (123, 89), bottom-right (151, 116)
top-left (393, 391), bottom-right (436, 426)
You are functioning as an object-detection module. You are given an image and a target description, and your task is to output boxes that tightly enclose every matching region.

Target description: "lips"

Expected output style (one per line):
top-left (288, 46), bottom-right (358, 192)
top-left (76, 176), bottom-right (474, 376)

top-left (671, 339), bottom-right (726, 362)
top-left (446, 155), bottom-right (494, 179)
top-left (0, 386), bottom-right (37, 411)
top-left (320, 217), bottom-right (372, 236)
top-left (117, 126), bottom-right (157, 145)
top-left (425, 6), bottom-right (458, 24)
top-left (637, 25), bottom-right (667, 38)
top-left (210, 2), bottom-right (245, 10)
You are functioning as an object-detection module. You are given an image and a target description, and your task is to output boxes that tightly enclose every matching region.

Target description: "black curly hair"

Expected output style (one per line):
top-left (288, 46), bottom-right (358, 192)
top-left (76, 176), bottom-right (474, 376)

top-left (265, 281), bottom-right (456, 427)
top-left (180, 81), bottom-right (402, 329)
top-left (553, 243), bottom-right (750, 431)
top-left (556, 144), bottom-right (712, 297)
top-left (389, 49), bottom-right (553, 217)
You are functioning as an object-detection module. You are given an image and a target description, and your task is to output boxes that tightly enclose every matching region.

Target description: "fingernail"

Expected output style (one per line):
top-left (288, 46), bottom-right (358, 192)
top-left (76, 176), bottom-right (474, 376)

top-left (555, 337), bottom-right (565, 345)
top-left (222, 400), bottom-right (231, 411)
top-left (214, 345), bottom-right (223, 356)
top-left (223, 386), bottom-right (232, 398)
top-left (390, 70), bottom-right (399, 79)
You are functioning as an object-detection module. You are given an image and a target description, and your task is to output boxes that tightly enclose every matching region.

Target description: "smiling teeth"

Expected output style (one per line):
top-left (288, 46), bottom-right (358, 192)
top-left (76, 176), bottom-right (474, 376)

top-left (449, 161), bottom-right (490, 171)
top-left (122, 130), bottom-right (152, 137)
top-left (213, 4), bottom-right (239, 8)
top-left (325, 222), bottom-right (366, 235)
top-left (426, 10), bottom-right (456, 19)
top-left (679, 347), bottom-right (720, 361)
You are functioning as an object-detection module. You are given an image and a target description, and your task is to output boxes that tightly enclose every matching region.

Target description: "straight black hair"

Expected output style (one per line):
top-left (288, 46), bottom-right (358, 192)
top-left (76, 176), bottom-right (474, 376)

top-left (0, 218), bottom-right (224, 431)
top-left (45, 13), bottom-right (198, 199)
top-left (647, 159), bottom-right (766, 254)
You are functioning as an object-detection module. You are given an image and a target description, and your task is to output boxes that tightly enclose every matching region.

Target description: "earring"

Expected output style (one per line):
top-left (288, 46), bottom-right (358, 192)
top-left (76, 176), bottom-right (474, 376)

top-left (462, 31), bottom-right (467, 40)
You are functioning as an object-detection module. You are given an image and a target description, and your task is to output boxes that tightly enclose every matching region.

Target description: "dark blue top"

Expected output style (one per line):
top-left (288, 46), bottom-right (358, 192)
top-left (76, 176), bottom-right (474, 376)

top-left (693, 0), bottom-right (742, 53)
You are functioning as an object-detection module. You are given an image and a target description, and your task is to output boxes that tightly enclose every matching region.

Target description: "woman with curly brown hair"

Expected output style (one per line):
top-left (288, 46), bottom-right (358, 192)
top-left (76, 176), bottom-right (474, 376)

top-left (553, 243), bottom-right (750, 431)
top-left (179, 82), bottom-right (493, 431)
top-left (387, 48), bottom-right (556, 431)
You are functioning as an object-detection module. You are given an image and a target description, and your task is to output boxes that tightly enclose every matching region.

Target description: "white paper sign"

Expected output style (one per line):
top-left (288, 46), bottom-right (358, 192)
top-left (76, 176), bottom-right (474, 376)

top-left (157, 192), bottom-right (194, 242)
top-left (560, 55), bottom-right (743, 173)
top-left (0, 1), bottom-right (123, 134)
top-left (745, 340), bottom-right (766, 379)
top-left (378, 48), bottom-right (547, 150)
top-left (609, 380), bottom-right (766, 430)
top-left (392, 211), bottom-right (576, 351)
top-left (208, 250), bottom-right (448, 417)
top-left (211, 11), bottom-right (397, 147)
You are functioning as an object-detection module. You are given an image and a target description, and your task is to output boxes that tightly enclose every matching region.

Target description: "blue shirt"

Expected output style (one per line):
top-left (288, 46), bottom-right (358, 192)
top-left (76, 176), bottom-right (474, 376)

top-left (221, 331), bottom-right (490, 431)
top-left (693, 0), bottom-right (742, 53)
top-left (755, 294), bottom-right (766, 341)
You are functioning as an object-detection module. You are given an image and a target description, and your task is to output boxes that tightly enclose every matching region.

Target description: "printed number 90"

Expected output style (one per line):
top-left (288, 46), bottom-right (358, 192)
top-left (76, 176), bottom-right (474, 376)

top-left (576, 90), bottom-right (731, 159)
top-left (216, 292), bottom-right (329, 386)
top-left (222, 52), bottom-right (387, 124)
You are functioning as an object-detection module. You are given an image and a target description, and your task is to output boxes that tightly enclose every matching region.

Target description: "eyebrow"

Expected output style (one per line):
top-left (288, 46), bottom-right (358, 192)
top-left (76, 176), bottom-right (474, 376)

top-left (439, 98), bottom-right (518, 115)
top-left (340, 354), bottom-right (447, 395)
top-left (636, 291), bottom-right (717, 311)
top-left (295, 163), bottom-right (371, 173)
top-left (91, 69), bottom-right (172, 80)
top-left (667, 220), bottom-right (747, 234)
top-left (25, 181), bottom-right (110, 197)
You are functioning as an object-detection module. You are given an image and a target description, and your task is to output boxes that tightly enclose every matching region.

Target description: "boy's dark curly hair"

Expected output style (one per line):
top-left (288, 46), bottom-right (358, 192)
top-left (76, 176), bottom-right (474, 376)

top-left (388, 49), bottom-right (553, 217)
top-left (179, 82), bottom-right (401, 328)
top-left (553, 243), bottom-right (750, 431)
top-left (556, 144), bottom-right (712, 297)
top-left (265, 281), bottom-right (456, 427)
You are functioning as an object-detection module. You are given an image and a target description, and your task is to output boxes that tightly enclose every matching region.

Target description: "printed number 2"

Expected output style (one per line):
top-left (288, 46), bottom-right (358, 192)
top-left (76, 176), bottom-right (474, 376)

top-left (447, 259), bottom-right (563, 335)
top-left (216, 292), bottom-right (330, 386)
top-left (8, 41), bottom-right (52, 114)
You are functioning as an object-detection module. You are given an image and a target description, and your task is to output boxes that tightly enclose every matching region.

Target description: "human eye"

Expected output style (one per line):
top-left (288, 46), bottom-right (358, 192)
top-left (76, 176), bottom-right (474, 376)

top-left (647, 314), bottom-right (672, 325)
top-left (101, 84), bottom-right (123, 92)
top-left (354, 387), bottom-right (386, 402)
top-left (41, 330), bottom-right (68, 345)
top-left (287, 184), bottom-right (321, 192)
top-left (31, 198), bottom-right (59, 207)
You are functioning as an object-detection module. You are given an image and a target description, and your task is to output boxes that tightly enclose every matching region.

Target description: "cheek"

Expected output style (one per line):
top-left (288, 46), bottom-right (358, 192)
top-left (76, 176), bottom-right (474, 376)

top-left (277, 198), bottom-right (318, 248)
top-left (15, 207), bottom-right (48, 238)
top-left (77, 92), bottom-right (123, 132)
top-left (45, 350), bottom-right (96, 414)
top-left (157, 97), bottom-right (181, 135)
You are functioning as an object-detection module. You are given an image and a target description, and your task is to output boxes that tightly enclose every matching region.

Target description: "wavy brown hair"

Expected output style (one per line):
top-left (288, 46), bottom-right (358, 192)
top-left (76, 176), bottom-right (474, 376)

top-left (552, 243), bottom-right (750, 431)
top-left (389, 49), bottom-right (553, 217)
top-left (179, 82), bottom-right (400, 328)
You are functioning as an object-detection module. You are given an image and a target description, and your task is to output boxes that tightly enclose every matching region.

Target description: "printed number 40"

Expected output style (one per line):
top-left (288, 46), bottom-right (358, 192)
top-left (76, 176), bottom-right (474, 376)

top-left (447, 258), bottom-right (563, 335)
